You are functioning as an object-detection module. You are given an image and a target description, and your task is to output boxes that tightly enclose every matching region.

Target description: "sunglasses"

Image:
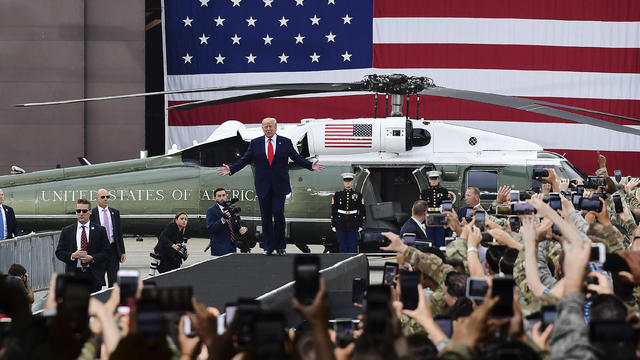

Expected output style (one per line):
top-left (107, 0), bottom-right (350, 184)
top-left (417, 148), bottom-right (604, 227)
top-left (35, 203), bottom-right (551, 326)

top-left (75, 209), bottom-right (89, 213)
top-left (100, 195), bottom-right (111, 199)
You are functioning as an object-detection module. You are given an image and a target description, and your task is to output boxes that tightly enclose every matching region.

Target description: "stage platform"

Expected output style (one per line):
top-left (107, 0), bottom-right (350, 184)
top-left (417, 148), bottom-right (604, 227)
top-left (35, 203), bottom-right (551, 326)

top-left (95, 253), bottom-right (369, 326)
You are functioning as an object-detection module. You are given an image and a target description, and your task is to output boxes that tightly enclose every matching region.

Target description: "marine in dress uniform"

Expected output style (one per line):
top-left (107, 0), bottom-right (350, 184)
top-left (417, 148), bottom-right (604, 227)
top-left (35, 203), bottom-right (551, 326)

top-left (331, 173), bottom-right (366, 253)
top-left (419, 171), bottom-right (450, 247)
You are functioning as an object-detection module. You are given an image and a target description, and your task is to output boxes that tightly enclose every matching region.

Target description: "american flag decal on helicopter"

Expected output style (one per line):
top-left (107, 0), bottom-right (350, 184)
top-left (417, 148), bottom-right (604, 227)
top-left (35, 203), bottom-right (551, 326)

top-left (324, 124), bottom-right (373, 148)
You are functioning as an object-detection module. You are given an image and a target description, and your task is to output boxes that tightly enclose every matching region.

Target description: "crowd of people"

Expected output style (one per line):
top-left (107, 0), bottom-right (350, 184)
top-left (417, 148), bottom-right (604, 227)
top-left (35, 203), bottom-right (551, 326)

top-left (2, 150), bottom-right (640, 359)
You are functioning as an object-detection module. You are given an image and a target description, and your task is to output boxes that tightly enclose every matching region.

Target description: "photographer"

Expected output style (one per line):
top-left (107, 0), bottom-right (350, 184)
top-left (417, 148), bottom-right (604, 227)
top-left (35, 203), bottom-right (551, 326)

top-left (154, 212), bottom-right (189, 273)
top-left (206, 188), bottom-right (247, 256)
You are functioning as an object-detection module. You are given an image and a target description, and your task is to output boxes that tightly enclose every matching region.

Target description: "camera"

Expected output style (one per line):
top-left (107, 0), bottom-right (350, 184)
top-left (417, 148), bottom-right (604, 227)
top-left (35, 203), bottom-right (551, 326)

top-left (176, 244), bottom-right (189, 260)
top-left (221, 198), bottom-right (242, 221)
top-left (532, 168), bottom-right (549, 179)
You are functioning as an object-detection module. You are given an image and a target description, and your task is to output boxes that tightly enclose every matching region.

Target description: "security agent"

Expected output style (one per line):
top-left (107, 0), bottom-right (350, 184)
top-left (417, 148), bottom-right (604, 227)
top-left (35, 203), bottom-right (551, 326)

top-left (331, 173), bottom-right (366, 253)
top-left (419, 170), bottom-right (450, 247)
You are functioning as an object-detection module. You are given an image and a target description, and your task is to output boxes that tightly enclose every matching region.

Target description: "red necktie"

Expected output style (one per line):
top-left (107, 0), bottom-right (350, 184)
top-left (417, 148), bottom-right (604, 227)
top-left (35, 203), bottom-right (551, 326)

top-left (81, 225), bottom-right (88, 267)
top-left (227, 219), bottom-right (235, 243)
top-left (267, 138), bottom-right (274, 166)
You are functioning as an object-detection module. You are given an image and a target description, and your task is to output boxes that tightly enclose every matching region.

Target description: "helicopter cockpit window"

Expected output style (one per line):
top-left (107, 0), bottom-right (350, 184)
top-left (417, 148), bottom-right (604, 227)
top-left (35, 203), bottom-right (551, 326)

top-left (181, 134), bottom-right (249, 167)
top-left (467, 170), bottom-right (498, 193)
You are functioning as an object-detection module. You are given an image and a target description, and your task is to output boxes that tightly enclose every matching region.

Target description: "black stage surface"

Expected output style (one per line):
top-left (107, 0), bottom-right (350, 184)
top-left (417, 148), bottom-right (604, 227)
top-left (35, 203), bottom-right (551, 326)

top-left (95, 253), bottom-right (369, 326)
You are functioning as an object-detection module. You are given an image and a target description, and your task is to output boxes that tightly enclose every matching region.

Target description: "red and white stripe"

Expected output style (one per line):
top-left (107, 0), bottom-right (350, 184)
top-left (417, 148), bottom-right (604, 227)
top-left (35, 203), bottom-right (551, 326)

top-left (324, 124), bottom-right (373, 148)
top-left (166, 0), bottom-right (640, 175)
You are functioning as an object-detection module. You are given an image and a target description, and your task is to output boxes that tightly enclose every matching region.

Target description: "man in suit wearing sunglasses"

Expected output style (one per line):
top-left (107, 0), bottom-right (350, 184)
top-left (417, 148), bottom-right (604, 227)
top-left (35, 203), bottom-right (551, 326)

top-left (90, 189), bottom-right (125, 287)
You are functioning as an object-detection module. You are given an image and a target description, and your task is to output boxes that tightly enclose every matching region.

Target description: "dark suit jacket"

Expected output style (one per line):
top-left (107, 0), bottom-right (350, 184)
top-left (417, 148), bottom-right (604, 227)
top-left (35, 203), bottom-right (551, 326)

top-left (400, 217), bottom-right (428, 241)
top-left (90, 206), bottom-right (125, 256)
top-left (55, 222), bottom-right (110, 287)
top-left (206, 204), bottom-right (240, 256)
top-left (229, 135), bottom-right (313, 197)
top-left (1, 205), bottom-right (21, 239)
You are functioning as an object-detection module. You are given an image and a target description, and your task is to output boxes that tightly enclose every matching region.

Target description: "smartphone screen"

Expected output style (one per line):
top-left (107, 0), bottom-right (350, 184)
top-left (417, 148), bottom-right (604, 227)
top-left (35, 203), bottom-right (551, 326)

top-left (254, 311), bottom-right (286, 359)
top-left (334, 320), bottom-right (354, 348)
top-left (352, 278), bottom-right (366, 304)
top-left (236, 299), bottom-right (260, 347)
top-left (225, 303), bottom-right (237, 327)
top-left (117, 270), bottom-right (139, 306)
top-left (509, 190), bottom-right (520, 202)
top-left (509, 217), bottom-right (521, 233)
top-left (474, 210), bottom-right (485, 230)
top-left (403, 233), bottom-right (416, 246)
top-left (590, 243), bottom-right (606, 264)
top-left (541, 306), bottom-right (557, 331)
top-left (427, 214), bottom-right (448, 227)
top-left (59, 276), bottom-right (91, 334)
top-left (511, 202), bottom-right (536, 215)
top-left (141, 286), bottom-right (193, 312)
top-left (612, 194), bottom-right (623, 214)
top-left (580, 198), bottom-right (603, 213)
top-left (294, 255), bottom-right (320, 305)
top-left (466, 277), bottom-right (489, 300)
top-left (399, 270), bottom-right (419, 310)
top-left (382, 262), bottom-right (399, 286)
top-left (434, 317), bottom-right (453, 337)
top-left (365, 285), bottom-right (391, 338)
top-left (464, 208), bottom-right (474, 223)
top-left (491, 276), bottom-right (514, 318)
top-left (549, 193), bottom-right (562, 210)
top-left (441, 201), bottom-right (453, 212)
top-left (183, 315), bottom-right (197, 337)
top-left (614, 170), bottom-right (622, 183)
top-left (572, 194), bottom-right (583, 210)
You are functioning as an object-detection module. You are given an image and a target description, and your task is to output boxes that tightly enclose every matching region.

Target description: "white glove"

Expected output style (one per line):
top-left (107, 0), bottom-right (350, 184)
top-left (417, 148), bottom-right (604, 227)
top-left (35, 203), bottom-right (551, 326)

top-left (358, 227), bottom-right (363, 232)
top-left (332, 227), bottom-right (336, 232)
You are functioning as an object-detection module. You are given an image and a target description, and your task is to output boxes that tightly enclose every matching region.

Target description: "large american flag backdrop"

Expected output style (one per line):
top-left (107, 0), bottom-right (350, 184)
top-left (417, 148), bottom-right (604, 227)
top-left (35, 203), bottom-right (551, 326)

top-left (163, 0), bottom-right (640, 175)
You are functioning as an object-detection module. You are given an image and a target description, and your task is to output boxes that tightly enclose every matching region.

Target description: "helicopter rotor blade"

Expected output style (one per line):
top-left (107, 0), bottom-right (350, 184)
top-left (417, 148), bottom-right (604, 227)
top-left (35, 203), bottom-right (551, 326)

top-left (167, 89), bottom-right (341, 111)
top-left (14, 82), bottom-right (358, 108)
top-left (420, 87), bottom-right (640, 136)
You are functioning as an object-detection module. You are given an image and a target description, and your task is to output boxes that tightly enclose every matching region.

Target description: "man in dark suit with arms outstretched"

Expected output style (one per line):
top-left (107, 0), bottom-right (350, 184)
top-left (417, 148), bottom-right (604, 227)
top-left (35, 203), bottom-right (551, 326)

top-left (55, 199), bottom-right (109, 292)
top-left (218, 117), bottom-right (324, 255)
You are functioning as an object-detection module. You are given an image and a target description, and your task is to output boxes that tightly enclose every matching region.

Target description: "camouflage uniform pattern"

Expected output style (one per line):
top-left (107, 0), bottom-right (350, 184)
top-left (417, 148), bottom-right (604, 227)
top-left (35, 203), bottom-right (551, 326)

top-left (403, 246), bottom-right (455, 316)
top-left (513, 243), bottom-right (535, 305)
top-left (590, 224), bottom-right (626, 253)
top-left (445, 237), bottom-right (469, 273)
top-left (549, 294), bottom-right (600, 360)
top-left (399, 315), bottom-right (426, 336)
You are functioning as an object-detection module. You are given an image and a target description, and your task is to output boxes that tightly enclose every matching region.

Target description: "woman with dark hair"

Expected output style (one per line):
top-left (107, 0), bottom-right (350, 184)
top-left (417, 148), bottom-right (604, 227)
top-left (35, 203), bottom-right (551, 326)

top-left (155, 212), bottom-right (189, 273)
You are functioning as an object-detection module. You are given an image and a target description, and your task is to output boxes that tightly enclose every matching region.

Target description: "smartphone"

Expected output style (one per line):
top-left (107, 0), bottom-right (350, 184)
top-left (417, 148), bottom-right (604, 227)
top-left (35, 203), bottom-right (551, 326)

top-left (361, 232), bottom-right (391, 247)
top-left (495, 205), bottom-right (511, 215)
top-left (236, 298), bottom-right (261, 347)
top-left (572, 193), bottom-right (583, 210)
top-left (426, 214), bottom-right (448, 227)
top-left (509, 190), bottom-right (520, 203)
top-left (433, 316), bottom-right (453, 337)
top-left (225, 302), bottom-right (237, 327)
top-left (525, 312), bottom-right (542, 331)
top-left (399, 270), bottom-right (419, 310)
top-left (464, 208), bottom-right (474, 223)
top-left (183, 315), bottom-right (197, 337)
top-left (541, 305), bottom-right (557, 331)
top-left (612, 194), bottom-right (623, 214)
top-left (383, 262), bottom-right (399, 286)
top-left (491, 276), bottom-right (515, 318)
top-left (117, 269), bottom-right (139, 307)
top-left (580, 198), bottom-right (603, 212)
top-left (466, 277), bottom-right (489, 300)
top-left (365, 285), bottom-right (391, 338)
top-left (532, 168), bottom-right (549, 179)
top-left (511, 202), bottom-right (536, 215)
top-left (614, 170), bottom-right (622, 183)
top-left (57, 275), bottom-right (91, 334)
top-left (141, 286), bottom-right (193, 312)
top-left (549, 193), bottom-right (562, 210)
top-left (352, 278), bottom-right (366, 304)
top-left (136, 299), bottom-right (165, 337)
top-left (509, 217), bottom-right (521, 233)
top-left (590, 243), bottom-right (606, 264)
top-left (403, 233), bottom-right (416, 246)
top-left (294, 255), bottom-right (320, 305)
top-left (474, 210), bottom-right (485, 230)
top-left (254, 311), bottom-right (286, 360)
top-left (441, 201), bottom-right (453, 212)
top-left (333, 319), bottom-right (355, 348)
top-left (603, 253), bottom-right (631, 272)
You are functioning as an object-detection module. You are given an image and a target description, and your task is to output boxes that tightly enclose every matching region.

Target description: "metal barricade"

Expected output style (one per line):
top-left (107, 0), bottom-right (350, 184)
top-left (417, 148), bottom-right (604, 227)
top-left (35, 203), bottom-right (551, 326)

top-left (0, 231), bottom-right (64, 291)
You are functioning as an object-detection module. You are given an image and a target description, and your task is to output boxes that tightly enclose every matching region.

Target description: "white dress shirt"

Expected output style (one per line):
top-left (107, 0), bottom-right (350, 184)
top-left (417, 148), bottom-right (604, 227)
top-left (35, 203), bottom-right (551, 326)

top-left (412, 216), bottom-right (427, 236)
top-left (97, 206), bottom-right (114, 243)
top-left (264, 134), bottom-right (277, 158)
top-left (74, 222), bottom-right (91, 268)
top-left (0, 205), bottom-right (6, 239)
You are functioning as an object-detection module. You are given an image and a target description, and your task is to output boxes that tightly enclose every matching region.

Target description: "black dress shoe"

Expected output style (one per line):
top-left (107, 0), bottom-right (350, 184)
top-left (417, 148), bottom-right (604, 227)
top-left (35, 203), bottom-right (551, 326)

top-left (276, 249), bottom-right (286, 256)
top-left (264, 250), bottom-right (273, 256)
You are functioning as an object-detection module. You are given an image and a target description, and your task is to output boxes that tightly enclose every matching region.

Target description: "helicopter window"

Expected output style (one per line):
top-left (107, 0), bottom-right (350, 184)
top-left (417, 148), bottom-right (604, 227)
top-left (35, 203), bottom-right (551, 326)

top-left (410, 128), bottom-right (431, 147)
top-left (467, 170), bottom-right (498, 193)
top-left (181, 133), bottom-right (249, 167)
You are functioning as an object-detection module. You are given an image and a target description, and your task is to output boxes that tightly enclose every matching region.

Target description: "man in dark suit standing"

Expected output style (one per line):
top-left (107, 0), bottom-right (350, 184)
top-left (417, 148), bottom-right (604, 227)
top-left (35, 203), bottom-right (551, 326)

top-left (55, 199), bottom-right (109, 293)
top-left (218, 117), bottom-right (324, 255)
top-left (400, 200), bottom-right (429, 242)
top-left (206, 188), bottom-right (248, 256)
top-left (457, 187), bottom-right (483, 222)
top-left (0, 188), bottom-right (21, 240)
top-left (90, 189), bottom-right (125, 287)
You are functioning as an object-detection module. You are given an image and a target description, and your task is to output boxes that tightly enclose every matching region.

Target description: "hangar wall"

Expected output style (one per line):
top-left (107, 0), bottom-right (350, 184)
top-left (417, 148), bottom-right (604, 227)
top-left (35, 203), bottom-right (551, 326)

top-left (0, 1), bottom-right (145, 173)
